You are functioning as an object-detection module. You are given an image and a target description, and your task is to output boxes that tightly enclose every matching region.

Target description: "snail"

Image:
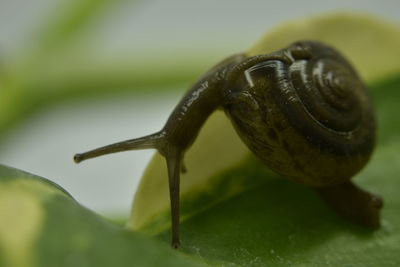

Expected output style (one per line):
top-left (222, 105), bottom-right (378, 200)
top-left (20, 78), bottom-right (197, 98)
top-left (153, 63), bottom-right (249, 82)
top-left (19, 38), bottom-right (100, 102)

top-left (74, 41), bottom-right (382, 248)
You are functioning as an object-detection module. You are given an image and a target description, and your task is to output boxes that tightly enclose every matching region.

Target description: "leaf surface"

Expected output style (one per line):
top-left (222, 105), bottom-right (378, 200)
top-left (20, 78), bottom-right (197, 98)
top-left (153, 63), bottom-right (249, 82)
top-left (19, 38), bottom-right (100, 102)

top-left (0, 165), bottom-right (201, 267)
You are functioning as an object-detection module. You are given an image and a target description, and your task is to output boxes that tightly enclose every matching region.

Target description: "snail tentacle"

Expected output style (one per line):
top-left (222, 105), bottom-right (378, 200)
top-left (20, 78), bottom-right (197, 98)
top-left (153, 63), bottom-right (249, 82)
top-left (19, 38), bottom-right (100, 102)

top-left (73, 131), bottom-right (165, 163)
top-left (165, 147), bottom-right (183, 248)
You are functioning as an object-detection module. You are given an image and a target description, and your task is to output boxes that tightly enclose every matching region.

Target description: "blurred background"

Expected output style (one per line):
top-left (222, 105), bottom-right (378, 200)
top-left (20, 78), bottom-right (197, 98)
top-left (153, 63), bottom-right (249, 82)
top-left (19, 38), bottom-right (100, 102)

top-left (0, 0), bottom-right (399, 218)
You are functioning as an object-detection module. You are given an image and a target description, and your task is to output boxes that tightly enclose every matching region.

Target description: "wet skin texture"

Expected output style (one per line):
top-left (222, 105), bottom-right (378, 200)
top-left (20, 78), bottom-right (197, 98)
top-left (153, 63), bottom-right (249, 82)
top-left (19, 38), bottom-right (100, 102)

top-left (74, 41), bottom-right (382, 248)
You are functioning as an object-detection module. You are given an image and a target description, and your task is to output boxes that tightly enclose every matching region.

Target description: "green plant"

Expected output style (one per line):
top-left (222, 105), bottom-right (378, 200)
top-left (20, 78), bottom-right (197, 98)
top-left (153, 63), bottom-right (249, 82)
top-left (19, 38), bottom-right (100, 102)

top-left (1, 6), bottom-right (399, 266)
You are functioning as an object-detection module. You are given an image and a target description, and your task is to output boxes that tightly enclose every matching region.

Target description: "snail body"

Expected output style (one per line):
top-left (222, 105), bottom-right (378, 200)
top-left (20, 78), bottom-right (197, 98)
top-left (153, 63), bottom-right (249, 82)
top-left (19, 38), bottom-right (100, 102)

top-left (74, 41), bottom-right (382, 248)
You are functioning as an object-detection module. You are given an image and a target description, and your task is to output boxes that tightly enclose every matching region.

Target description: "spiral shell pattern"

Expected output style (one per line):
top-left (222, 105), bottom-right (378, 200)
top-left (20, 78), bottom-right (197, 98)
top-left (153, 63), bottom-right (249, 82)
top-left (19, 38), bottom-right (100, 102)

top-left (268, 42), bottom-right (375, 155)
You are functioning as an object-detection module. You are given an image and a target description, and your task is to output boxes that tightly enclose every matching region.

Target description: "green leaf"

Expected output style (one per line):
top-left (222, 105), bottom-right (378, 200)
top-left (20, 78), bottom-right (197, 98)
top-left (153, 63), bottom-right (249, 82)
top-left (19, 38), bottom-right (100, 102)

top-left (130, 13), bottom-right (400, 266)
top-left (0, 164), bottom-right (202, 267)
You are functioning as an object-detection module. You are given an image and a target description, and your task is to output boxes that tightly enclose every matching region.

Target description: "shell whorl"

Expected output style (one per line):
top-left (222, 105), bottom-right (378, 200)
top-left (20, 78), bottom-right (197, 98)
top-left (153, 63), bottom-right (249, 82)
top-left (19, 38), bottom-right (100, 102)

top-left (264, 41), bottom-right (375, 155)
top-left (290, 57), bottom-right (362, 132)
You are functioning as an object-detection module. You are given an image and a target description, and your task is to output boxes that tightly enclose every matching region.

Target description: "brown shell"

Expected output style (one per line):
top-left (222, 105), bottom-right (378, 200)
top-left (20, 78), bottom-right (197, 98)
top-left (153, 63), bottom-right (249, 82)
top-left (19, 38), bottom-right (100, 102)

top-left (224, 41), bottom-right (375, 187)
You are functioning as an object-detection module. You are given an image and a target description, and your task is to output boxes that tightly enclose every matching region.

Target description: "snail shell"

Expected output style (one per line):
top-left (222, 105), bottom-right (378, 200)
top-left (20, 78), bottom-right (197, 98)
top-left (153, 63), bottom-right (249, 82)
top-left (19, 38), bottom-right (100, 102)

top-left (224, 41), bottom-right (375, 187)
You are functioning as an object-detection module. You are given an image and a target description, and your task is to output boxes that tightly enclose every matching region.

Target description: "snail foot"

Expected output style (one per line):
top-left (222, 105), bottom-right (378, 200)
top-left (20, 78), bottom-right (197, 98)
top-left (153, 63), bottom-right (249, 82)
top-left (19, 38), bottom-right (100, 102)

top-left (316, 181), bottom-right (383, 229)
